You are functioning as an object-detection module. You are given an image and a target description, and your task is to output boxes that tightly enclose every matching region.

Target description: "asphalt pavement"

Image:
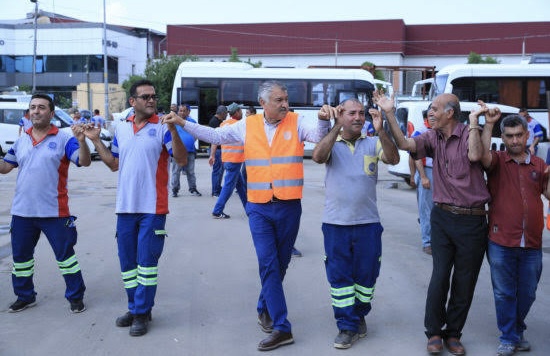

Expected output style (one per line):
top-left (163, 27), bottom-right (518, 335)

top-left (1, 158), bottom-right (550, 356)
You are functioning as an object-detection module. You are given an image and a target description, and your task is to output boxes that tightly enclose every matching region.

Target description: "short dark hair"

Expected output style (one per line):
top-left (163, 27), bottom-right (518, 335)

top-left (94, 109), bottom-right (100, 115)
top-left (31, 93), bottom-right (54, 112)
top-left (500, 114), bottom-right (527, 133)
top-left (247, 106), bottom-right (257, 114)
top-left (130, 79), bottom-right (154, 97)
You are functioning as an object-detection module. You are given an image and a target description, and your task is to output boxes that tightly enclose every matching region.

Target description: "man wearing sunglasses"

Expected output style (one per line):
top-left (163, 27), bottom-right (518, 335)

top-left (84, 79), bottom-right (187, 337)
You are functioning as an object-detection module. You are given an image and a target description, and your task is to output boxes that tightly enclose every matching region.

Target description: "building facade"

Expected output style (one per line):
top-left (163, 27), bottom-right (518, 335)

top-left (0, 11), bottom-right (165, 113)
top-left (166, 20), bottom-right (550, 94)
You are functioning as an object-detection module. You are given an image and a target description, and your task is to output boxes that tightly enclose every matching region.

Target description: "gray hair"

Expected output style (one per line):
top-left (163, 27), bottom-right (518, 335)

top-left (444, 99), bottom-right (461, 121)
top-left (258, 80), bottom-right (287, 103)
top-left (500, 114), bottom-right (528, 133)
top-left (339, 97), bottom-right (363, 107)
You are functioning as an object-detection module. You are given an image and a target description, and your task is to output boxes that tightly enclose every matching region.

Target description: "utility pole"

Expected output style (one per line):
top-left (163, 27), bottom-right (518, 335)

top-left (30, 0), bottom-right (38, 93)
top-left (103, 0), bottom-right (109, 121)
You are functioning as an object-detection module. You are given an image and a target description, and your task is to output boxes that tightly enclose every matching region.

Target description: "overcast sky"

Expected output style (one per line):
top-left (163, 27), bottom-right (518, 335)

top-left (2, 0), bottom-right (550, 32)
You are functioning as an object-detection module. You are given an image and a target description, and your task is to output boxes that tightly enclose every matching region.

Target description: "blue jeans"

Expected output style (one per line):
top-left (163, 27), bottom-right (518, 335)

top-left (212, 162), bottom-right (247, 215)
top-left (211, 149), bottom-right (224, 196)
top-left (487, 240), bottom-right (542, 345)
top-left (415, 168), bottom-right (433, 248)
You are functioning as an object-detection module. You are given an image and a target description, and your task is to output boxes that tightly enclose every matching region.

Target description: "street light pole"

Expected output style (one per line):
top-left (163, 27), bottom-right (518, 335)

top-left (30, 0), bottom-right (38, 94)
top-left (103, 0), bottom-right (109, 121)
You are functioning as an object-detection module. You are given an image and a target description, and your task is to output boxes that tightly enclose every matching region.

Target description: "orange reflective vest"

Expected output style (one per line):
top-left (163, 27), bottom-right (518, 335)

top-left (220, 118), bottom-right (244, 163)
top-left (244, 112), bottom-right (304, 203)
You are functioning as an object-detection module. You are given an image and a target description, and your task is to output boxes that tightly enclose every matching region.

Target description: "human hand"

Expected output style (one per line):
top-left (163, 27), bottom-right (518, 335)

top-left (71, 124), bottom-right (87, 142)
top-left (369, 108), bottom-right (383, 132)
top-left (82, 124), bottom-right (101, 141)
top-left (421, 176), bottom-right (431, 189)
top-left (372, 90), bottom-right (394, 113)
top-left (318, 105), bottom-right (338, 121)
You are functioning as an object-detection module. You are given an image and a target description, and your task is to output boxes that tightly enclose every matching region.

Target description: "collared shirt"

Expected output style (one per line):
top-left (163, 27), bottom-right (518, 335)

top-left (111, 114), bottom-right (174, 214)
top-left (486, 150), bottom-right (547, 248)
top-left (322, 134), bottom-right (383, 225)
top-left (183, 113), bottom-right (331, 147)
top-left (412, 122), bottom-right (490, 207)
top-left (4, 125), bottom-right (81, 217)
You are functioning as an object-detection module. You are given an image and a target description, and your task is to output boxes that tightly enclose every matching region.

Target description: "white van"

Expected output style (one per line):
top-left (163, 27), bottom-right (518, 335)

top-left (387, 100), bottom-right (520, 183)
top-left (0, 101), bottom-right (112, 158)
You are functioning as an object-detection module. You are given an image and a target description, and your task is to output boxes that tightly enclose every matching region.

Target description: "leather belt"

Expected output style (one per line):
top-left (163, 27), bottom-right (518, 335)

top-left (269, 197), bottom-right (299, 203)
top-left (435, 203), bottom-right (486, 216)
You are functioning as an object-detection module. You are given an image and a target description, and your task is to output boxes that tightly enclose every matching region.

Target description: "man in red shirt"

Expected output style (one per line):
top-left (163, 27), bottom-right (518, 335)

top-left (478, 105), bottom-right (550, 356)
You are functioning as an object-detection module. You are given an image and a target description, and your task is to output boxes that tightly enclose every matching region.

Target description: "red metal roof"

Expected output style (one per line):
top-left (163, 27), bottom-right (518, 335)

top-left (167, 20), bottom-right (405, 56)
top-left (167, 20), bottom-right (550, 57)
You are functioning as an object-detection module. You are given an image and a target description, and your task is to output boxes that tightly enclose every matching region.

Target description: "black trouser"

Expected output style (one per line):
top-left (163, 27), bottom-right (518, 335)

top-left (424, 206), bottom-right (487, 339)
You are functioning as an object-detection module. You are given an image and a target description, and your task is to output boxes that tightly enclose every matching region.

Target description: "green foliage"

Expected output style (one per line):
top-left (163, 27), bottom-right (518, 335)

top-left (18, 84), bottom-right (32, 93)
top-left (228, 47), bottom-right (262, 67)
top-left (119, 54), bottom-right (198, 110)
top-left (467, 52), bottom-right (499, 64)
top-left (361, 61), bottom-right (386, 81)
top-left (56, 96), bottom-right (72, 109)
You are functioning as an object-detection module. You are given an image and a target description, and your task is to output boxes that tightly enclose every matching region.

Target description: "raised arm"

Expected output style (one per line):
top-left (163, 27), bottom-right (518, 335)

top-left (371, 107), bottom-right (399, 165)
top-left (84, 125), bottom-right (119, 171)
top-left (372, 91), bottom-right (416, 152)
top-left (0, 159), bottom-right (16, 174)
top-left (71, 124), bottom-right (91, 167)
top-left (166, 124), bottom-right (188, 167)
top-left (312, 106), bottom-right (341, 164)
top-left (467, 101), bottom-right (488, 163)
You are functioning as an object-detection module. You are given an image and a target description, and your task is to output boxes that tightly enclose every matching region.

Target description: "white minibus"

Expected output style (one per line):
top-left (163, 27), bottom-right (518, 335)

top-left (171, 62), bottom-right (376, 155)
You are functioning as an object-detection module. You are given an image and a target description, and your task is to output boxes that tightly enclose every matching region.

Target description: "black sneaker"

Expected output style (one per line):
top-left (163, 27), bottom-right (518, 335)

top-left (189, 189), bottom-right (202, 196)
top-left (69, 299), bottom-right (86, 313)
top-left (172, 190), bottom-right (179, 198)
top-left (212, 212), bottom-right (230, 219)
top-left (129, 314), bottom-right (150, 336)
top-left (8, 298), bottom-right (36, 313)
top-left (334, 330), bottom-right (359, 349)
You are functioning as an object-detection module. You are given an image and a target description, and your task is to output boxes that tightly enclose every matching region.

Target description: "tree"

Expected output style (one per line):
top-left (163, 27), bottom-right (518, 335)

top-left (144, 54), bottom-right (199, 110)
top-left (121, 55), bottom-right (199, 111)
top-left (228, 47), bottom-right (262, 68)
top-left (467, 51), bottom-right (499, 64)
top-left (361, 61), bottom-right (386, 80)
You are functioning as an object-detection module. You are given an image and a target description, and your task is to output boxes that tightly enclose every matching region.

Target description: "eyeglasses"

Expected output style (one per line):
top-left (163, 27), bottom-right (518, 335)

top-left (134, 94), bottom-right (159, 101)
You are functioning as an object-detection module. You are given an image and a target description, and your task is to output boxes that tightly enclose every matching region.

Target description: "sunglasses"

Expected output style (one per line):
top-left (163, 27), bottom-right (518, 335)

top-left (134, 94), bottom-right (159, 101)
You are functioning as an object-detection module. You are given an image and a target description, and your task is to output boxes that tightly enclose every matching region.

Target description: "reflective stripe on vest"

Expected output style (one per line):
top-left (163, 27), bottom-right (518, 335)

top-left (244, 112), bottom-right (304, 203)
top-left (221, 118), bottom-right (244, 163)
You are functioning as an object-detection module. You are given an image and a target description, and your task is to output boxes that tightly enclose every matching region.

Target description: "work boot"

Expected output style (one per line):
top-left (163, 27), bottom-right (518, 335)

top-left (129, 313), bottom-right (150, 336)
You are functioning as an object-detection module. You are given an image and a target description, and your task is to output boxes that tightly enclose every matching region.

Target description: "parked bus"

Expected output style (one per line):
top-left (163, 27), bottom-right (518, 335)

top-left (432, 63), bottom-right (550, 127)
top-left (171, 62), bottom-right (376, 154)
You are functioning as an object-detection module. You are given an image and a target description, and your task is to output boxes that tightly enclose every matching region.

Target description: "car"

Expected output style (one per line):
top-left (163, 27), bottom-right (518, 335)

top-left (386, 100), bottom-right (520, 184)
top-left (0, 102), bottom-right (112, 159)
top-left (79, 109), bottom-right (93, 121)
